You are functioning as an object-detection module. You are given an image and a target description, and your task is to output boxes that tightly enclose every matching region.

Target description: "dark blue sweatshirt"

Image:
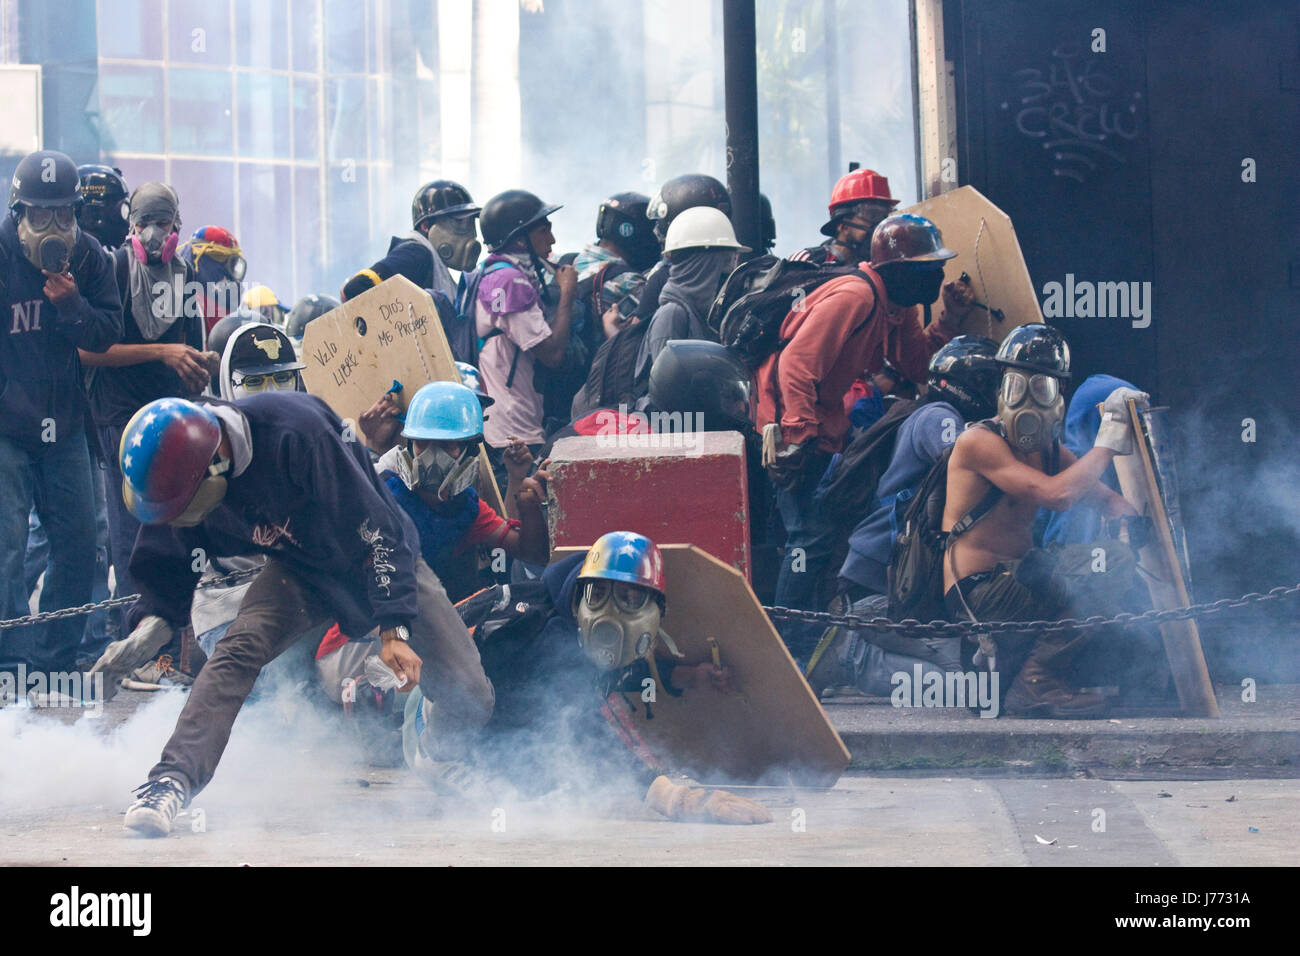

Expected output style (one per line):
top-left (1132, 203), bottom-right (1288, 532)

top-left (127, 392), bottom-right (421, 637)
top-left (0, 215), bottom-right (122, 447)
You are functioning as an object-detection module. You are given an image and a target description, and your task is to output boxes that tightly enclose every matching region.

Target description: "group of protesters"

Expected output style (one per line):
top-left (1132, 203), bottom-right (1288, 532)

top-left (1, 147), bottom-right (1170, 836)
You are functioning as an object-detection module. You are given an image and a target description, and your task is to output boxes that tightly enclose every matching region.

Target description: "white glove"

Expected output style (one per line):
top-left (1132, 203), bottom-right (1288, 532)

top-left (1094, 387), bottom-right (1150, 454)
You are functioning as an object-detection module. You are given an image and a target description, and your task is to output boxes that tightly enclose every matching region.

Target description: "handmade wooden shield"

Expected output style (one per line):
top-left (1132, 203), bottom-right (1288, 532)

top-left (902, 185), bottom-right (1042, 340)
top-left (1112, 400), bottom-right (1218, 717)
top-left (300, 275), bottom-right (503, 514)
top-left (559, 543), bottom-right (850, 787)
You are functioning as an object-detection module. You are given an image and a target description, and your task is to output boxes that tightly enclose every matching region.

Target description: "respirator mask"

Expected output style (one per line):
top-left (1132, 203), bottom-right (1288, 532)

top-left (397, 440), bottom-right (480, 501)
top-left (428, 214), bottom-right (482, 273)
top-left (997, 369), bottom-right (1064, 452)
top-left (17, 205), bottom-right (79, 273)
top-left (574, 579), bottom-right (663, 672)
top-left (130, 222), bottom-right (179, 265)
top-left (167, 455), bottom-right (231, 528)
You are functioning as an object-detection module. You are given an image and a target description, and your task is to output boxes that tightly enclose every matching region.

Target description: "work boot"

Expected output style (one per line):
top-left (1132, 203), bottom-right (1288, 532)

top-left (123, 776), bottom-right (188, 837)
top-left (1003, 656), bottom-right (1108, 718)
top-left (804, 627), bottom-right (849, 698)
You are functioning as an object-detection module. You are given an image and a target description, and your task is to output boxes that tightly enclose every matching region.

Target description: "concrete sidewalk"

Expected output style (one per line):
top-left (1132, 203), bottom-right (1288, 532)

top-left (825, 683), bottom-right (1300, 776)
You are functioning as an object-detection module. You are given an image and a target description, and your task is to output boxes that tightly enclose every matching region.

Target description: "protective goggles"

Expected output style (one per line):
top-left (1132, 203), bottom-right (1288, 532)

top-left (582, 579), bottom-right (653, 614)
top-left (24, 205), bottom-right (78, 230)
top-left (1002, 371), bottom-right (1061, 406)
top-left (193, 242), bottom-right (247, 281)
top-left (234, 370), bottom-right (298, 392)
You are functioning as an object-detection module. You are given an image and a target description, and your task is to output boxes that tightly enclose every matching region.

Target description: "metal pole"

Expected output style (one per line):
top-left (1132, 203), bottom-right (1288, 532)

top-left (824, 0), bottom-right (842, 194)
top-left (723, 0), bottom-right (761, 259)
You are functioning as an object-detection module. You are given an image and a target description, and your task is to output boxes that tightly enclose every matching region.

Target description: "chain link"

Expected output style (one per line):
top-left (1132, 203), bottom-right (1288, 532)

top-left (0, 565), bottom-right (262, 630)
top-left (763, 582), bottom-right (1300, 636)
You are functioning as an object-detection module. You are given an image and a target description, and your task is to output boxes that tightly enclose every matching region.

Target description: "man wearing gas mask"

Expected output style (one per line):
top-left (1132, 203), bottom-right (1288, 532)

top-left (0, 149), bottom-right (122, 675)
top-left (80, 182), bottom-right (212, 649)
top-left (943, 324), bottom-right (1153, 717)
top-left (341, 180), bottom-right (482, 305)
top-left (400, 531), bottom-right (771, 824)
top-left (178, 225), bottom-right (246, 337)
top-left (85, 389), bottom-right (496, 837)
top-left (756, 213), bottom-right (971, 611)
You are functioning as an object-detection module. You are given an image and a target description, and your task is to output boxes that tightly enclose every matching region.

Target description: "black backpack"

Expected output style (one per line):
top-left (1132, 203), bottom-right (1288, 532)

top-left (815, 397), bottom-right (920, 526)
top-left (569, 318), bottom-right (651, 418)
top-left (454, 579), bottom-right (554, 675)
top-left (887, 422), bottom-right (1058, 622)
top-left (707, 255), bottom-right (878, 371)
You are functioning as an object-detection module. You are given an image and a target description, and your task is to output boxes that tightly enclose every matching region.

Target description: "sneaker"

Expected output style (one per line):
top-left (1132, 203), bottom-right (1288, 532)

top-left (88, 616), bottom-right (173, 702)
top-left (120, 654), bottom-right (194, 691)
top-left (123, 777), bottom-right (187, 837)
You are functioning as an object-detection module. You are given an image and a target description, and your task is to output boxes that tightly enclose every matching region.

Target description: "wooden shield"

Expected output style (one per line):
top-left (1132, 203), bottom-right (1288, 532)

top-left (560, 543), bottom-right (850, 787)
top-left (902, 185), bottom-right (1042, 341)
top-left (300, 275), bottom-right (503, 514)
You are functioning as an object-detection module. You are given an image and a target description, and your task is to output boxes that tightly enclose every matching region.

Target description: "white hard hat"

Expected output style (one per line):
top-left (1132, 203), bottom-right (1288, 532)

top-left (662, 205), bottom-right (749, 255)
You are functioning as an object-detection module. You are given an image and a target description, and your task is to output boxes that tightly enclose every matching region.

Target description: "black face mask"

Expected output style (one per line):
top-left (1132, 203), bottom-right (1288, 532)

top-left (880, 264), bottom-right (945, 307)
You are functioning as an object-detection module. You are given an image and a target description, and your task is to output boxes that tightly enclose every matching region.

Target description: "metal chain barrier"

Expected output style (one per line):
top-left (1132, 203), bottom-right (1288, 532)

top-left (762, 582), bottom-right (1300, 637)
top-left (0, 565), bottom-right (262, 631)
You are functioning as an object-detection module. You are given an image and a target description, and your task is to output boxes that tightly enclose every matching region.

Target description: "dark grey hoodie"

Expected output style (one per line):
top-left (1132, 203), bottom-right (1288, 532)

top-left (635, 247), bottom-right (736, 377)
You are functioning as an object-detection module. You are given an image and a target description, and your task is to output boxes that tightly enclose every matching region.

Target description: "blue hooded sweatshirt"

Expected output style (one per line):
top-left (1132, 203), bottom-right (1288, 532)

top-left (1040, 373), bottom-right (1139, 545)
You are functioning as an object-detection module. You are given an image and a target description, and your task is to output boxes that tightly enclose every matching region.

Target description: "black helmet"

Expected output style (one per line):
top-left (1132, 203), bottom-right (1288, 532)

top-left (9, 150), bottom-right (82, 211)
top-left (927, 335), bottom-right (1001, 421)
top-left (479, 189), bottom-right (562, 251)
top-left (595, 191), bottom-right (659, 271)
top-left (995, 323), bottom-right (1071, 379)
top-left (648, 339), bottom-right (753, 431)
top-left (206, 307), bottom-right (263, 385)
top-left (758, 192), bottom-right (776, 254)
top-left (76, 165), bottom-right (130, 248)
top-left (646, 174), bottom-right (731, 241)
top-left (285, 294), bottom-right (340, 340)
top-left (225, 323), bottom-right (305, 375)
top-left (411, 180), bottom-right (479, 230)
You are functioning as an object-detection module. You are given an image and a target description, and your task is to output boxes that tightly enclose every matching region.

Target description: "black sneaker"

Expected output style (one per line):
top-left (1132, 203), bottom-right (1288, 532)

top-left (123, 777), bottom-right (188, 837)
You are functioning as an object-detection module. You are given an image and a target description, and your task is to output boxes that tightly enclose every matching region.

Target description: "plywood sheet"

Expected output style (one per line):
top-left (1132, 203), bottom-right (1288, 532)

top-left (903, 185), bottom-right (1042, 340)
top-left (301, 275), bottom-right (503, 514)
top-left (558, 543), bottom-right (850, 786)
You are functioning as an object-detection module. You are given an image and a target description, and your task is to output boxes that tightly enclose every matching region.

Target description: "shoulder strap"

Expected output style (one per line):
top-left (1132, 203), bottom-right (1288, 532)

top-left (113, 246), bottom-right (130, 303)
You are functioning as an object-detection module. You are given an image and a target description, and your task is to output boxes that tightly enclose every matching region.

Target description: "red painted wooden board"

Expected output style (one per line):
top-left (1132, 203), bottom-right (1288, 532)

top-left (547, 431), bottom-right (751, 580)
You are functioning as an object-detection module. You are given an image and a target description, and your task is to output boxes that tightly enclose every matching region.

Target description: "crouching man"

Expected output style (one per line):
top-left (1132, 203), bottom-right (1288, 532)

top-left (403, 531), bottom-right (772, 824)
top-left (942, 324), bottom-right (1148, 717)
top-left (90, 391), bottom-right (495, 835)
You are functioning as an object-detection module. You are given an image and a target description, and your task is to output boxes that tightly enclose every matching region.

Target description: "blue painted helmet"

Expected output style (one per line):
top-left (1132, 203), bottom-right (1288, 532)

top-left (455, 361), bottom-right (494, 408)
top-left (577, 531), bottom-right (666, 597)
top-left (120, 398), bottom-right (224, 524)
top-left (401, 381), bottom-right (484, 441)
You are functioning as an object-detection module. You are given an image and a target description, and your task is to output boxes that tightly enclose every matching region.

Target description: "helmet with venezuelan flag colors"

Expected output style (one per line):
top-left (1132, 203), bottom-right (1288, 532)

top-left (577, 531), bottom-right (666, 597)
top-left (120, 398), bottom-right (225, 525)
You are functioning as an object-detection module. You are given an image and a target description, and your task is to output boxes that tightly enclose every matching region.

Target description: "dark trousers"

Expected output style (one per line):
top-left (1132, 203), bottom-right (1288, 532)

top-left (98, 423), bottom-right (140, 637)
top-left (774, 450), bottom-right (836, 611)
top-left (149, 557), bottom-right (494, 799)
top-left (0, 431), bottom-right (96, 671)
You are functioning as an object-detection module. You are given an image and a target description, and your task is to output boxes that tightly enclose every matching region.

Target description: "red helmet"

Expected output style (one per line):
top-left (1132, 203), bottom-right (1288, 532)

top-left (869, 213), bottom-right (956, 268)
top-left (827, 168), bottom-right (898, 216)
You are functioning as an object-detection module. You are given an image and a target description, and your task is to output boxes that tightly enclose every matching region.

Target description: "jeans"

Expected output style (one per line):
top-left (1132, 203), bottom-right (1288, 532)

top-left (98, 422), bottom-right (141, 638)
top-left (148, 556), bottom-right (494, 799)
top-left (0, 431), bottom-right (97, 671)
top-left (774, 450), bottom-right (837, 611)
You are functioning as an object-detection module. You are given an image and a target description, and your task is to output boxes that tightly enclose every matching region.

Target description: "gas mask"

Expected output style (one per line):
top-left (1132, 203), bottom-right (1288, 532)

top-left (997, 369), bottom-right (1065, 453)
top-left (396, 441), bottom-right (479, 501)
top-left (16, 205), bottom-right (79, 273)
top-left (878, 262), bottom-right (945, 307)
top-left (166, 456), bottom-right (230, 528)
top-left (428, 214), bottom-right (482, 273)
top-left (574, 579), bottom-right (663, 672)
top-left (130, 222), bottom-right (179, 265)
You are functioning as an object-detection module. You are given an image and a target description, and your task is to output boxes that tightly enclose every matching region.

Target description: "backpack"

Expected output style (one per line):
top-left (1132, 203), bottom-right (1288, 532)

top-left (570, 318), bottom-right (652, 418)
top-left (443, 260), bottom-right (514, 367)
top-left (887, 422), bottom-right (1058, 622)
top-left (706, 255), bottom-right (879, 371)
top-left (815, 397), bottom-right (919, 526)
top-left (454, 579), bottom-right (554, 675)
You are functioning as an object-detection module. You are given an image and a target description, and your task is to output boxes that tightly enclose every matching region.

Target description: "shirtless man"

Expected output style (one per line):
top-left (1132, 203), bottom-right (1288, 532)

top-left (942, 325), bottom-right (1147, 717)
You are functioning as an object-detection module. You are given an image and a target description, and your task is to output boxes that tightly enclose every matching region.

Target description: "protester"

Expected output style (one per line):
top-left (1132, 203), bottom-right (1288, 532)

top-left (87, 391), bottom-right (496, 835)
top-left (790, 167), bottom-right (898, 267)
top-left (284, 294), bottom-right (339, 351)
top-left (178, 225), bottom-right (245, 336)
top-left (79, 181), bottom-right (210, 669)
top-left (0, 149), bottom-right (122, 673)
top-left (341, 180), bottom-right (481, 304)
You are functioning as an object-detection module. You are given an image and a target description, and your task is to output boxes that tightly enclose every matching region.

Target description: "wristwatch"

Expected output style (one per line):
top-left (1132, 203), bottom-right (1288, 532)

top-left (384, 625), bottom-right (411, 643)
